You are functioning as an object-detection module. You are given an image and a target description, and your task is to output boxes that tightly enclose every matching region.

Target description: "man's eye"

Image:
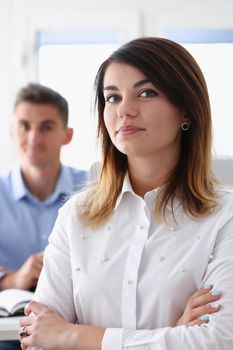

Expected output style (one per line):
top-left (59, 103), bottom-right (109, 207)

top-left (41, 125), bottom-right (53, 132)
top-left (18, 123), bottom-right (29, 131)
top-left (140, 89), bottom-right (157, 98)
top-left (105, 95), bottom-right (120, 103)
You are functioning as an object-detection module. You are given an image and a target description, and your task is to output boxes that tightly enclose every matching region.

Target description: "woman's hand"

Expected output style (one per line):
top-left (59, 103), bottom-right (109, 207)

top-left (19, 301), bottom-right (105, 350)
top-left (19, 301), bottom-right (76, 350)
top-left (177, 285), bottom-right (221, 326)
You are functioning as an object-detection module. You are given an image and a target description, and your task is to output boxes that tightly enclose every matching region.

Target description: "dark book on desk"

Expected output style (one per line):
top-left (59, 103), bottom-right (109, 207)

top-left (0, 289), bottom-right (34, 317)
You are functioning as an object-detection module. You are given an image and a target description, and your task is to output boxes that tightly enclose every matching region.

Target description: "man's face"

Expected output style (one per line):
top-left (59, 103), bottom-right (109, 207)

top-left (11, 102), bottom-right (72, 169)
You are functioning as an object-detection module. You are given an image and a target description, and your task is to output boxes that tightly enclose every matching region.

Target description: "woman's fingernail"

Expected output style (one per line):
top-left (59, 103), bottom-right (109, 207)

top-left (203, 284), bottom-right (212, 289)
top-left (211, 302), bottom-right (220, 308)
top-left (211, 290), bottom-right (221, 296)
top-left (199, 315), bottom-right (209, 321)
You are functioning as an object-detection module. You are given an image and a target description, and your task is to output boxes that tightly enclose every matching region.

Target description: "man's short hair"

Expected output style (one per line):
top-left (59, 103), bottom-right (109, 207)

top-left (14, 83), bottom-right (69, 126)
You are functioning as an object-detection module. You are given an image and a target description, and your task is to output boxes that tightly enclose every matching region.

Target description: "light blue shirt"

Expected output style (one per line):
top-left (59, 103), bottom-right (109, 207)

top-left (0, 164), bottom-right (87, 270)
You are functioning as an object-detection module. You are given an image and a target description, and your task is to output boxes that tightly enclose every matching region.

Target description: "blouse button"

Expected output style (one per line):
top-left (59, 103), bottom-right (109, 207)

top-left (102, 256), bottom-right (108, 262)
top-left (195, 235), bottom-right (200, 240)
top-left (209, 254), bottom-right (214, 260)
top-left (170, 226), bottom-right (176, 231)
top-left (158, 256), bottom-right (165, 261)
top-left (80, 234), bottom-right (85, 239)
top-left (180, 266), bottom-right (186, 272)
top-left (75, 267), bottom-right (81, 271)
top-left (128, 280), bottom-right (133, 285)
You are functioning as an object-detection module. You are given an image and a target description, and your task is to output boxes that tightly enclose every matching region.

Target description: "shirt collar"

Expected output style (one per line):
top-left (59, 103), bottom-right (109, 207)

top-left (11, 164), bottom-right (74, 203)
top-left (114, 173), bottom-right (132, 210)
top-left (11, 164), bottom-right (28, 200)
top-left (114, 173), bottom-right (159, 211)
top-left (114, 173), bottom-right (180, 212)
top-left (53, 166), bottom-right (75, 198)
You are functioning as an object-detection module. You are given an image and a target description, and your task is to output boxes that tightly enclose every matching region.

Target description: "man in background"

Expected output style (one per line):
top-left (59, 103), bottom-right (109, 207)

top-left (0, 83), bottom-right (87, 349)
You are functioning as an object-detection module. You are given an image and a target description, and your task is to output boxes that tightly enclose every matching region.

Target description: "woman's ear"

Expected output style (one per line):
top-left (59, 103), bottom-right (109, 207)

top-left (183, 115), bottom-right (192, 125)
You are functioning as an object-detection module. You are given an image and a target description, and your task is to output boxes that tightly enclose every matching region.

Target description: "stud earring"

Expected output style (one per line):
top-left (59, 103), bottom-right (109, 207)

top-left (181, 123), bottom-right (190, 131)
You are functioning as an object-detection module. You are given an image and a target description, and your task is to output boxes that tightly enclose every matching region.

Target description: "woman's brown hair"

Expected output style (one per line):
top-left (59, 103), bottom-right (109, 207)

top-left (79, 37), bottom-right (218, 227)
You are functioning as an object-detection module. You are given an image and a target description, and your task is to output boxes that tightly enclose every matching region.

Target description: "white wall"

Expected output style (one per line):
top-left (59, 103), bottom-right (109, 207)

top-left (0, 0), bottom-right (233, 181)
top-left (0, 0), bottom-right (16, 173)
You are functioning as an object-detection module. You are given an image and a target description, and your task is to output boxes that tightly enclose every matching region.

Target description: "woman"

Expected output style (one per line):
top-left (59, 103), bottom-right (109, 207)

top-left (19, 37), bottom-right (232, 350)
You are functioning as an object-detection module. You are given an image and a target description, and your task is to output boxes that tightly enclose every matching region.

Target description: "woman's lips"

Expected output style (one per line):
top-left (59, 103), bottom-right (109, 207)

top-left (117, 125), bottom-right (145, 135)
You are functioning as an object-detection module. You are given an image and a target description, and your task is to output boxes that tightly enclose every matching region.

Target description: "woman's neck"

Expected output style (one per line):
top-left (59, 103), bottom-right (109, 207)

top-left (127, 154), bottom-right (178, 197)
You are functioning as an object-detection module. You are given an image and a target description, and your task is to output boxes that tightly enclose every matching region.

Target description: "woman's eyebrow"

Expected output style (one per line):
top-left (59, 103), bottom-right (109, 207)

top-left (103, 79), bottom-right (151, 92)
top-left (103, 85), bottom-right (118, 91)
top-left (133, 79), bottom-right (150, 88)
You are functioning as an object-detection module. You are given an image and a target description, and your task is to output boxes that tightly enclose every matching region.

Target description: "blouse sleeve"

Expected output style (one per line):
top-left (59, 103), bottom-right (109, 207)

top-left (32, 199), bottom-right (77, 323)
top-left (102, 213), bottom-right (233, 350)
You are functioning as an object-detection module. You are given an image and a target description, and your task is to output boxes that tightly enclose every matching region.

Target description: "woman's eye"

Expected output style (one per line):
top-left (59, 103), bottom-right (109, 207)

top-left (105, 95), bottom-right (120, 103)
top-left (140, 89), bottom-right (157, 98)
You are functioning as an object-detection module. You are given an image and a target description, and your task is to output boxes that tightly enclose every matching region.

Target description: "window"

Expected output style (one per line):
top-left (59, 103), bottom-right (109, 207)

top-left (37, 29), bottom-right (120, 170)
top-left (166, 29), bottom-right (233, 159)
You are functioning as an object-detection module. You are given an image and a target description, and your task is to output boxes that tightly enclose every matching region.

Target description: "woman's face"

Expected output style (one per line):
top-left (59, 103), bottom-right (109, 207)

top-left (103, 62), bottom-right (187, 163)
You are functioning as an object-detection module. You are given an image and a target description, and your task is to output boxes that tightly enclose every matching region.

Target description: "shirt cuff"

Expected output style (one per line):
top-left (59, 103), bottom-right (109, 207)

top-left (102, 328), bottom-right (124, 350)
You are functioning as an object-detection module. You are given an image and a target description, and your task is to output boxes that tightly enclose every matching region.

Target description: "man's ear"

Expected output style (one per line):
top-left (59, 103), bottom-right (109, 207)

top-left (63, 127), bottom-right (73, 145)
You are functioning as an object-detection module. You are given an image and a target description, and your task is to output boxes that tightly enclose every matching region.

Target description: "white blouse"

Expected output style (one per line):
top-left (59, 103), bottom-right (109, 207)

top-left (33, 176), bottom-right (233, 349)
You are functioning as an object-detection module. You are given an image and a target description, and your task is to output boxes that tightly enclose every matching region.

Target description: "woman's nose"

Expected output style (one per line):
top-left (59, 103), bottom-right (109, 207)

top-left (117, 99), bottom-right (138, 118)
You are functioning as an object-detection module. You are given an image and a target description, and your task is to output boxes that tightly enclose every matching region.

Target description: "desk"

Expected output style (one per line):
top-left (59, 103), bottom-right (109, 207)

top-left (0, 316), bottom-right (20, 340)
